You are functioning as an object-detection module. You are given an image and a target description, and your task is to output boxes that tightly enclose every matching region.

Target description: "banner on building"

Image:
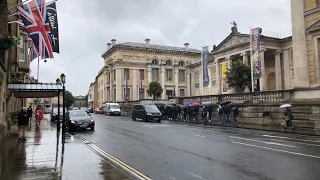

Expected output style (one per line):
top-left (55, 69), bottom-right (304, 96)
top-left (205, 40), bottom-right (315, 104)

top-left (250, 27), bottom-right (262, 80)
top-left (221, 62), bottom-right (227, 92)
top-left (139, 70), bottom-right (143, 93)
top-left (202, 46), bottom-right (210, 87)
top-left (47, 2), bottom-right (59, 53)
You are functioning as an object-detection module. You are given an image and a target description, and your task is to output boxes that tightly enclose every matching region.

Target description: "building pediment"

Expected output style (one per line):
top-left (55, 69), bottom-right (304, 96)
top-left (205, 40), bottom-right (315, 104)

top-left (213, 34), bottom-right (250, 53)
top-left (306, 19), bottom-right (320, 33)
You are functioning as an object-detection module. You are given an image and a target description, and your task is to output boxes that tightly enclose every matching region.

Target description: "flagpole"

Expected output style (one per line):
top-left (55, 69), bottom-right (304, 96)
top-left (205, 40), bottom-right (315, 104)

top-left (249, 27), bottom-right (254, 92)
top-left (37, 57), bottom-right (40, 81)
top-left (8, 0), bottom-right (57, 10)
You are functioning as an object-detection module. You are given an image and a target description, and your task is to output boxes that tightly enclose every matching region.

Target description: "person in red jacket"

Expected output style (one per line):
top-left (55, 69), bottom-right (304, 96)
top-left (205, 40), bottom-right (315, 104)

top-left (35, 107), bottom-right (43, 126)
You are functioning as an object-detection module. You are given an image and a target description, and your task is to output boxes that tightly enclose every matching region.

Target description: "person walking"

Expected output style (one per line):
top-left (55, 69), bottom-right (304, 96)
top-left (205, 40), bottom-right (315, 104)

top-left (202, 106), bottom-right (208, 124)
top-left (284, 107), bottom-right (294, 130)
top-left (35, 107), bottom-right (43, 126)
top-left (18, 107), bottom-right (30, 141)
top-left (218, 105), bottom-right (224, 123)
top-left (232, 105), bottom-right (239, 124)
top-left (27, 106), bottom-right (33, 122)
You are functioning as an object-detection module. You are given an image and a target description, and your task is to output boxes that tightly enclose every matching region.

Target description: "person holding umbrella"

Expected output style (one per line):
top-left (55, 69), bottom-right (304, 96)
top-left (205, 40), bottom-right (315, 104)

top-left (280, 104), bottom-right (294, 129)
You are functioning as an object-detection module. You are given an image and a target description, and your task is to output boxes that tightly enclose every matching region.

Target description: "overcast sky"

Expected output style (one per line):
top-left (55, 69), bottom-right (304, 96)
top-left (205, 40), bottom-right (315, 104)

top-left (30, 0), bottom-right (291, 96)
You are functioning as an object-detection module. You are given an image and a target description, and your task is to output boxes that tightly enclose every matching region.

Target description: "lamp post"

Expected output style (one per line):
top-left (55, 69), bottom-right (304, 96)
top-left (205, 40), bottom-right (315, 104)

top-left (56, 78), bottom-right (61, 131)
top-left (60, 73), bottom-right (66, 133)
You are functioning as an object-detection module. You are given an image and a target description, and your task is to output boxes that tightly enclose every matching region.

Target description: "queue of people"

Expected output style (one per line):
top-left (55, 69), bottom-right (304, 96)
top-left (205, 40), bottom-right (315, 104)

top-left (155, 102), bottom-right (240, 124)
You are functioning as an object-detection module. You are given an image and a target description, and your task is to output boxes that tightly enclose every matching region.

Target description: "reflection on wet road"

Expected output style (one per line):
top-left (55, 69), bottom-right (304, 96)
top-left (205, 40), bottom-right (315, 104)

top-left (76, 114), bottom-right (320, 180)
top-left (0, 116), bottom-right (130, 180)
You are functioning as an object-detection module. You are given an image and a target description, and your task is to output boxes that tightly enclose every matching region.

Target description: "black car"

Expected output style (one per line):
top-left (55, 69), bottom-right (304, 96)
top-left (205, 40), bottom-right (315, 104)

top-left (50, 107), bottom-right (67, 122)
top-left (68, 110), bottom-right (95, 131)
top-left (131, 104), bottom-right (162, 123)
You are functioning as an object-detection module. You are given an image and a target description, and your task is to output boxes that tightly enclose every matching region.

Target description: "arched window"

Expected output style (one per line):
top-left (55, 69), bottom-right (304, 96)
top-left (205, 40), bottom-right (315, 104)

top-left (165, 60), bottom-right (172, 66)
top-left (152, 59), bottom-right (159, 65)
top-left (178, 61), bottom-right (185, 67)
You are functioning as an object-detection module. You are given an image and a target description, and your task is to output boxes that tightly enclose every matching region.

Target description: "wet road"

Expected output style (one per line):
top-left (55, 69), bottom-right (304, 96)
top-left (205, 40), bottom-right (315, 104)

top-left (75, 114), bottom-right (320, 180)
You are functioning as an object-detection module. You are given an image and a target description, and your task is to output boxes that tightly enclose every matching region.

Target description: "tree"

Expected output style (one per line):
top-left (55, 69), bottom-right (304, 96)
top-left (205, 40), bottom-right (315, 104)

top-left (147, 81), bottom-right (163, 100)
top-left (225, 60), bottom-right (252, 93)
top-left (64, 91), bottom-right (75, 108)
top-left (84, 94), bottom-right (88, 102)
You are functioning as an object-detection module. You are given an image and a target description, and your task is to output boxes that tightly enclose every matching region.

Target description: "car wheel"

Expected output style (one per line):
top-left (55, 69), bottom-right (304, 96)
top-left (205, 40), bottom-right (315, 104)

top-left (132, 115), bottom-right (136, 121)
top-left (91, 127), bottom-right (95, 130)
top-left (157, 120), bottom-right (161, 123)
top-left (144, 115), bottom-right (148, 122)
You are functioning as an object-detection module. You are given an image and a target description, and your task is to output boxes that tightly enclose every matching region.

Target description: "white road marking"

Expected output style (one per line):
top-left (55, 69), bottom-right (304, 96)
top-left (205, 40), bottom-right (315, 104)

top-left (230, 136), bottom-right (297, 148)
top-left (192, 134), bottom-right (206, 138)
top-left (166, 129), bottom-right (177, 133)
top-left (262, 135), bottom-right (320, 143)
top-left (187, 171), bottom-right (204, 180)
top-left (269, 138), bottom-right (320, 147)
top-left (232, 141), bottom-right (320, 159)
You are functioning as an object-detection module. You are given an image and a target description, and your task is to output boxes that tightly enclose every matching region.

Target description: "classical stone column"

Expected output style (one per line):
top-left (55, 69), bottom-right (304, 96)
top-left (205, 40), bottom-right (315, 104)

top-left (291, 0), bottom-right (309, 87)
top-left (147, 65), bottom-right (152, 84)
top-left (208, 68), bottom-right (212, 94)
top-left (215, 59), bottom-right (222, 94)
top-left (161, 66), bottom-right (166, 99)
top-left (226, 56), bottom-right (234, 93)
top-left (115, 68), bottom-right (122, 101)
top-left (275, 50), bottom-right (283, 90)
top-left (186, 69), bottom-right (191, 96)
top-left (109, 71), bottom-right (113, 101)
top-left (199, 69), bottom-right (203, 95)
top-left (241, 52), bottom-right (248, 65)
top-left (132, 69), bottom-right (137, 100)
top-left (283, 50), bottom-right (291, 89)
top-left (259, 48), bottom-right (266, 91)
top-left (174, 68), bottom-right (179, 96)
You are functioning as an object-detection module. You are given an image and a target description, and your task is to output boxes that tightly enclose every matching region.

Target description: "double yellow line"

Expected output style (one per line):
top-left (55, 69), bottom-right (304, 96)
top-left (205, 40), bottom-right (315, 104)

top-left (73, 134), bottom-right (151, 180)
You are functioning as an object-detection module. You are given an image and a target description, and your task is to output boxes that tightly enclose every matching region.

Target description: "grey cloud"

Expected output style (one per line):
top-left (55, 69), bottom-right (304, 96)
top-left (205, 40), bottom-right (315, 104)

top-left (39, 0), bottom-right (291, 96)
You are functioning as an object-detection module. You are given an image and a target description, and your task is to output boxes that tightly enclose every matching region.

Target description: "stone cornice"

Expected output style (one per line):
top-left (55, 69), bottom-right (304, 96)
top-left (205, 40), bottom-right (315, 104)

top-left (102, 45), bottom-right (201, 59)
top-left (304, 6), bottom-right (320, 16)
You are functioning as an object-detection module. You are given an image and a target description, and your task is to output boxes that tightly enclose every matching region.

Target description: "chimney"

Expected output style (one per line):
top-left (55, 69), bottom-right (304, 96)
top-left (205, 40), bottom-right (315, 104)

top-left (107, 43), bottom-right (111, 49)
top-left (111, 39), bottom-right (116, 46)
top-left (184, 43), bottom-right (189, 50)
top-left (145, 38), bottom-right (150, 47)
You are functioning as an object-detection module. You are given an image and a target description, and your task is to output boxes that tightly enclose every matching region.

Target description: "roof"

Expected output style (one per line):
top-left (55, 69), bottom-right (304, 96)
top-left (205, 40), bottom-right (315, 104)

top-left (102, 42), bottom-right (201, 58)
top-left (97, 66), bottom-right (105, 77)
top-left (8, 83), bottom-right (63, 98)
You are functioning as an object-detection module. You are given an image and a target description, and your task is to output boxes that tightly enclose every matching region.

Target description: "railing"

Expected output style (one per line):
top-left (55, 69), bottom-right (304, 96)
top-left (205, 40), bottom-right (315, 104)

top-left (172, 89), bottom-right (293, 104)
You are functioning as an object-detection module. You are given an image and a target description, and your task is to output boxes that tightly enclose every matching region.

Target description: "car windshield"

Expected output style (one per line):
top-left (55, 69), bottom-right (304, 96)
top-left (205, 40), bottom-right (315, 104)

top-left (110, 105), bottom-right (119, 109)
top-left (144, 105), bottom-right (159, 112)
top-left (69, 111), bottom-right (88, 117)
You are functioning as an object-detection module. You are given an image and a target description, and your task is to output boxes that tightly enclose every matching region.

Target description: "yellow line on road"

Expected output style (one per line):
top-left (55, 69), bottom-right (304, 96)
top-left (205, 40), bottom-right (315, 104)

top-left (73, 134), bottom-right (151, 180)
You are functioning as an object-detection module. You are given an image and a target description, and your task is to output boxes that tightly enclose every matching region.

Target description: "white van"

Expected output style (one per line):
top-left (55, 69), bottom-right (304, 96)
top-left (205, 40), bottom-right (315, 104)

top-left (44, 104), bottom-right (52, 114)
top-left (104, 103), bottom-right (121, 116)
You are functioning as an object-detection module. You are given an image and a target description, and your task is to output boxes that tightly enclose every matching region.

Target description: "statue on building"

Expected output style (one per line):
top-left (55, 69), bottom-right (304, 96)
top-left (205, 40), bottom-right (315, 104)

top-left (230, 21), bottom-right (237, 28)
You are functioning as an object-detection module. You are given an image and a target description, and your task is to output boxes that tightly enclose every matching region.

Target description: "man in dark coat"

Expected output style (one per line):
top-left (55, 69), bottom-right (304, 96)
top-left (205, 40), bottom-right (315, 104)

top-left (18, 107), bottom-right (30, 141)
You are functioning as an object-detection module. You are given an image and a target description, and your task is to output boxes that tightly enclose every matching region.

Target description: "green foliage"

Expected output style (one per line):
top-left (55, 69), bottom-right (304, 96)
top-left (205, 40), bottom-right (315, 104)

top-left (9, 111), bottom-right (20, 122)
top-left (225, 60), bottom-right (252, 93)
top-left (65, 90), bottom-right (75, 108)
top-left (146, 81), bottom-right (163, 100)
top-left (84, 94), bottom-right (88, 102)
top-left (0, 33), bottom-right (20, 47)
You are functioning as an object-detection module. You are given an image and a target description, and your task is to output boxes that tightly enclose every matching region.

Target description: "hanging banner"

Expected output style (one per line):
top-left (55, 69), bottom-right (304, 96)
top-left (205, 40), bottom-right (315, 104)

top-left (202, 46), bottom-right (210, 87)
top-left (221, 62), bottom-right (227, 92)
top-left (250, 27), bottom-right (262, 80)
top-left (139, 70), bottom-right (143, 93)
top-left (47, 2), bottom-right (59, 53)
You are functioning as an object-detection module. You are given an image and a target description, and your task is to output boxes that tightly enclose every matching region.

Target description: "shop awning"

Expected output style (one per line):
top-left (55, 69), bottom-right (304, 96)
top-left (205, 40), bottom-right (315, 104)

top-left (8, 83), bottom-right (63, 98)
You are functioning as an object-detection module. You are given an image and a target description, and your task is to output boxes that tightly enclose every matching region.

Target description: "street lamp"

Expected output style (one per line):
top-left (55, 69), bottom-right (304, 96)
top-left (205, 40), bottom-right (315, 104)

top-left (56, 78), bottom-right (61, 130)
top-left (60, 73), bottom-right (66, 133)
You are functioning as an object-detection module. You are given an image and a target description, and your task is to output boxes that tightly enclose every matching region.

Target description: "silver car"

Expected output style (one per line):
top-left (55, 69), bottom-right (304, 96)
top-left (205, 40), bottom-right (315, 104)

top-left (68, 110), bottom-right (95, 131)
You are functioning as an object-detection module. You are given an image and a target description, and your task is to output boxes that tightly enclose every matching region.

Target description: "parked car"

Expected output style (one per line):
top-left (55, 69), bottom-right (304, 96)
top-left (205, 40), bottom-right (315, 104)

top-left (87, 108), bottom-right (93, 113)
top-left (94, 108), bottom-right (104, 114)
top-left (68, 110), bottom-right (95, 131)
top-left (131, 104), bottom-right (162, 123)
top-left (50, 107), bottom-right (67, 122)
top-left (104, 103), bottom-right (121, 116)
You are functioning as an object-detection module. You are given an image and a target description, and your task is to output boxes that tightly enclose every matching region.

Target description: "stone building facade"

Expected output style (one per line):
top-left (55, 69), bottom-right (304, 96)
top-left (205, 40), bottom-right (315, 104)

top-left (101, 39), bottom-right (201, 102)
top-left (73, 95), bottom-right (87, 107)
top-left (88, 82), bottom-right (95, 108)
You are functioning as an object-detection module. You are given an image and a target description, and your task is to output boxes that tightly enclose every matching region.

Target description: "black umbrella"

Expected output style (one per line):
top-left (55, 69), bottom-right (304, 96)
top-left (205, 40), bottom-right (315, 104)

top-left (220, 100), bottom-right (232, 105)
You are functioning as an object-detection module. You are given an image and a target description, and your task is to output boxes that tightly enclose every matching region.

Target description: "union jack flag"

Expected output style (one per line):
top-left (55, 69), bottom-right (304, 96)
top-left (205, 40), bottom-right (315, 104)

top-left (18, 0), bottom-right (53, 59)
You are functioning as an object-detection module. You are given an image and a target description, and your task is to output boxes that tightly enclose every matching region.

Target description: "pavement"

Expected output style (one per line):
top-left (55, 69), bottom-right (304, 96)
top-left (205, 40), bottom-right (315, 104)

top-left (75, 114), bottom-right (320, 180)
top-left (0, 115), bottom-right (131, 180)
